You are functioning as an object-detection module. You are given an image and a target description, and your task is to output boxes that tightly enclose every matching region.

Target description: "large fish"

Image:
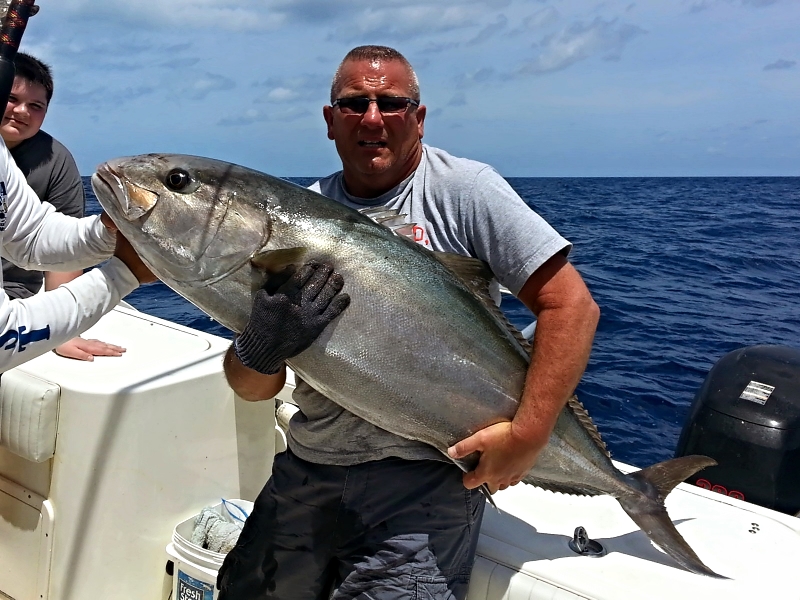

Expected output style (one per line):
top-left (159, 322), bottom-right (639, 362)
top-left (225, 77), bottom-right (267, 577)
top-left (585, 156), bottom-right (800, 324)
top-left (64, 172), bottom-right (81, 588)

top-left (92, 153), bottom-right (720, 578)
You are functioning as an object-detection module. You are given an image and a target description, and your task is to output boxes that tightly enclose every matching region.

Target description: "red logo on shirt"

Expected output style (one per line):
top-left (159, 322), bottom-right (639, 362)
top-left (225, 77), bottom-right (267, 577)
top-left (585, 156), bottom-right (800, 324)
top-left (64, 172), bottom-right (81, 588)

top-left (412, 225), bottom-right (430, 247)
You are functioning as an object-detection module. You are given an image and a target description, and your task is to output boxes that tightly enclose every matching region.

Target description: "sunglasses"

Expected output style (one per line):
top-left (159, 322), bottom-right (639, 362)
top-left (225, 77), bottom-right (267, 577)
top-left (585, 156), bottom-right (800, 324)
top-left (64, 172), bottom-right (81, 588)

top-left (332, 96), bottom-right (419, 115)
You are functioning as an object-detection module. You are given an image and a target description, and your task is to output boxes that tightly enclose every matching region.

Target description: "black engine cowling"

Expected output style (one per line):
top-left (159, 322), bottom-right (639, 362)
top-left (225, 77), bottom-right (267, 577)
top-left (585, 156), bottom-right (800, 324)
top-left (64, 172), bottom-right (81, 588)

top-left (675, 345), bottom-right (800, 515)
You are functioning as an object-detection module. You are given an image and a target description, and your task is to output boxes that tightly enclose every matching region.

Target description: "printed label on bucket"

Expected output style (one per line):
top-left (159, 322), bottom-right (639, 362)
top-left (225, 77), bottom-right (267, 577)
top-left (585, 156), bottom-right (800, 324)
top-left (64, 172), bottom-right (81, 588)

top-left (177, 569), bottom-right (214, 600)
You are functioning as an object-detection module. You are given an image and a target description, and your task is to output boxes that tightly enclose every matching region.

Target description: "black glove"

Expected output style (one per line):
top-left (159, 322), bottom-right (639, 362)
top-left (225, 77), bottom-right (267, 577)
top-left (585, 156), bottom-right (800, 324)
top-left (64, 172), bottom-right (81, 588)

top-left (233, 261), bottom-right (350, 375)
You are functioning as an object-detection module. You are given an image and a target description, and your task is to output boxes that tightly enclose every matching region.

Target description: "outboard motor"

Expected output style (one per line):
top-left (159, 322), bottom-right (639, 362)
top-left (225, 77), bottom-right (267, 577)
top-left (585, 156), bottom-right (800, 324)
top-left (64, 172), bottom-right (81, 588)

top-left (675, 345), bottom-right (800, 515)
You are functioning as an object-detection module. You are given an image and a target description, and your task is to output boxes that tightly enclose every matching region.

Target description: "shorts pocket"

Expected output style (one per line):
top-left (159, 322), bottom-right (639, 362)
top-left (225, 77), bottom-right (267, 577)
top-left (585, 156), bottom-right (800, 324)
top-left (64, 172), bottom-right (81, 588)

top-left (414, 575), bottom-right (455, 600)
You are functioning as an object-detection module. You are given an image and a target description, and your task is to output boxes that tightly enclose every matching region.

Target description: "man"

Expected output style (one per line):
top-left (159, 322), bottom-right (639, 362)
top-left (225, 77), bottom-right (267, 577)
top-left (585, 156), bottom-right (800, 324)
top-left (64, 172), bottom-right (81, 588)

top-left (1, 52), bottom-right (124, 361)
top-left (219, 45), bottom-right (599, 600)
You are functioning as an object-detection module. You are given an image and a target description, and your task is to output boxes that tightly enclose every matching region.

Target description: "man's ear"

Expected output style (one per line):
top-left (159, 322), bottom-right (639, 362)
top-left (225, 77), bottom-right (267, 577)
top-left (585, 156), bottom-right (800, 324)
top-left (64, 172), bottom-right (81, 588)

top-left (416, 104), bottom-right (426, 140)
top-left (416, 104), bottom-right (428, 139)
top-left (323, 105), bottom-right (335, 140)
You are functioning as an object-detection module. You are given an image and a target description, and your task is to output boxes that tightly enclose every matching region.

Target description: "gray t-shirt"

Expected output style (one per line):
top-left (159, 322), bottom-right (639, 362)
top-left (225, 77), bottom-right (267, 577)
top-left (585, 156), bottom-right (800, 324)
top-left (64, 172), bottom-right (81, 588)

top-left (2, 130), bottom-right (85, 299)
top-left (289, 144), bottom-right (571, 465)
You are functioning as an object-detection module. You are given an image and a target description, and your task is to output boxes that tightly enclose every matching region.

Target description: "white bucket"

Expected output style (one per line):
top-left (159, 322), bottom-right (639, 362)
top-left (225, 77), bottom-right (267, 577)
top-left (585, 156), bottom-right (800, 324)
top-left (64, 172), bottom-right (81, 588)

top-left (165, 499), bottom-right (253, 600)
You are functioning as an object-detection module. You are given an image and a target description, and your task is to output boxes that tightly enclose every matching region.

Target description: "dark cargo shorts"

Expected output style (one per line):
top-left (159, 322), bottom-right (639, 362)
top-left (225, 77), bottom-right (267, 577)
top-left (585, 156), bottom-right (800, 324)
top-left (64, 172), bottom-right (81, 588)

top-left (217, 448), bottom-right (486, 600)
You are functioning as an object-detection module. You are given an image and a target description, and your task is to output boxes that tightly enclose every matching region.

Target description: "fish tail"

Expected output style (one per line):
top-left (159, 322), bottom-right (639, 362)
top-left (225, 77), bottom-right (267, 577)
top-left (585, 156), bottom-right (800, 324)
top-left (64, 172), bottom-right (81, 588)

top-left (619, 455), bottom-right (727, 578)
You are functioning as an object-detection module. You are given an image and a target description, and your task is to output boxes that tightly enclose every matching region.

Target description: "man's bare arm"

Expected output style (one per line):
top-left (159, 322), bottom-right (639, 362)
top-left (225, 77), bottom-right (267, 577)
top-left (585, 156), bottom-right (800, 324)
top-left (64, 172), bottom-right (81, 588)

top-left (223, 346), bottom-right (287, 401)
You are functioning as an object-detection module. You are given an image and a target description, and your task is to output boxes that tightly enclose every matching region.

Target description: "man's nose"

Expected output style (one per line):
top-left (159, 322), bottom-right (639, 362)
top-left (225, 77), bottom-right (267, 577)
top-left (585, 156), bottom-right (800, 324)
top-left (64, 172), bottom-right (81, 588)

top-left (361, 101), bottom-right (384, 126)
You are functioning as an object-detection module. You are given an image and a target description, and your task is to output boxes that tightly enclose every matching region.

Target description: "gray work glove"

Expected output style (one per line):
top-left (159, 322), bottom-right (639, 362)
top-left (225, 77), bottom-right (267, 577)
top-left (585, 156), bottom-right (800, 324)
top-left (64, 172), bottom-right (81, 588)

top-left (233, 261), bottom-right (350, 375)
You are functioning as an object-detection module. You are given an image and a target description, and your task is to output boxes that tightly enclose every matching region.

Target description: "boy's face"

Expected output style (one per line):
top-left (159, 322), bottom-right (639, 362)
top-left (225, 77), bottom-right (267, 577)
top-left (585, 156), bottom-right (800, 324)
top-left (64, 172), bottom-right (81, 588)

top-left (1, 77), bottom-right (49, 148)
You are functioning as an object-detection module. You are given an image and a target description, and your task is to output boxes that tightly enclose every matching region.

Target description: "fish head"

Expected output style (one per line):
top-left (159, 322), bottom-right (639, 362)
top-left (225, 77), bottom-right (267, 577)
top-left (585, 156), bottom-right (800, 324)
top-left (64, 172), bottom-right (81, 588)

top-left (92, 153), bottom-right (272, 286)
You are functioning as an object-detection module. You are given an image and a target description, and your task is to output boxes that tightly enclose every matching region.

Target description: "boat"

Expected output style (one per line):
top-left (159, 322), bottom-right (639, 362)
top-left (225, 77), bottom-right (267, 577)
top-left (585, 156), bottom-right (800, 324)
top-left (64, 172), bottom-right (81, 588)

top-left (1, 301), bottom-right (798, 600)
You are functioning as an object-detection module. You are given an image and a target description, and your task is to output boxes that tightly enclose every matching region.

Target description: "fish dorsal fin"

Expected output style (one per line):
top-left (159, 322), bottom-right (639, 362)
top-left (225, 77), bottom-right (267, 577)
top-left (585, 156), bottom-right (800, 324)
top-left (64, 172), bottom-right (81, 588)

top-left (431, 252), bottom-right (494, 294)
top-left (392, 224), bottom-right (416, 240)
top-left (565, 394), bottom-right (610, 458)
top-left (358, 207), bottom-right (417, 241)
top-left (375, 215), bottom-right (408, 228)
top-left (432, 252), bottom-right (533, 353)
top-left (359, 207), bottom-right (402, 220)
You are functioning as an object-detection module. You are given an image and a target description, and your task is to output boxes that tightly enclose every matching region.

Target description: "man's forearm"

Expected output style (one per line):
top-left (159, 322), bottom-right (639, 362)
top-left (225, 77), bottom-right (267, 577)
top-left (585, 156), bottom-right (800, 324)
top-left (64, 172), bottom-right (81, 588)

top-left (513, 289), bottom-right (599, 445)
top-left (223, 345), bottom-right (287, 401)
top-left (510, 257), bottom-right (599, 449)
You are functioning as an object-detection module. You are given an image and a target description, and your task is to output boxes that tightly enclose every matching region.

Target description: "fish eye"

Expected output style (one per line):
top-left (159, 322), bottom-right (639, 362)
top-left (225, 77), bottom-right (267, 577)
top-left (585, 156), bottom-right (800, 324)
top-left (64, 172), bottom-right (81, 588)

top-left (165, 168), bottom-right (193, 191)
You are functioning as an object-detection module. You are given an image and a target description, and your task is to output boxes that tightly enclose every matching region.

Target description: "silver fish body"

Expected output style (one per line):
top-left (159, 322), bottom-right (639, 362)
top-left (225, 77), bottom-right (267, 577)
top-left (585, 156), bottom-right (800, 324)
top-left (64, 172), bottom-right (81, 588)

top-left (92, 153), bottom-right (720, 577)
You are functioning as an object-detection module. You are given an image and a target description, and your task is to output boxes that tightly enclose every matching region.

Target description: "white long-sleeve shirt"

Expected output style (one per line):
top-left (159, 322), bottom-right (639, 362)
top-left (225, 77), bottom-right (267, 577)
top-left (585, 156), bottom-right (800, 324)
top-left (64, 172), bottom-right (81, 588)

top-left (0, 140), bottom-right (139, 372)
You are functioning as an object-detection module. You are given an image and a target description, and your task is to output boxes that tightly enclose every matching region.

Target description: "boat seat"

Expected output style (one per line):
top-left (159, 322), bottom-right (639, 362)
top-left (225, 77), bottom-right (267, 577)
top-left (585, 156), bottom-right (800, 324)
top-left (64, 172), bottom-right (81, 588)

top-left (0, 368), bottom-right (60, 463)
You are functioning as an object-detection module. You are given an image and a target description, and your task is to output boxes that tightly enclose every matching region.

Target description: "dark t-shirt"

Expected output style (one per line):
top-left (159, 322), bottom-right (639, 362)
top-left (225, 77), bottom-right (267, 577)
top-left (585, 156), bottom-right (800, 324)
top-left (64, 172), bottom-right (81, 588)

top-left (2, 130), bottom-right (85, 299)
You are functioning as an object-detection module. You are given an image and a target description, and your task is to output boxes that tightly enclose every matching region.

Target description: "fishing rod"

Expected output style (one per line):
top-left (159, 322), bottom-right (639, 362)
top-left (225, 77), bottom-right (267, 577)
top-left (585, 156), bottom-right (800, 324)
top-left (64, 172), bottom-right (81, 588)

top-left (0, 0), bottom-right (38, 110)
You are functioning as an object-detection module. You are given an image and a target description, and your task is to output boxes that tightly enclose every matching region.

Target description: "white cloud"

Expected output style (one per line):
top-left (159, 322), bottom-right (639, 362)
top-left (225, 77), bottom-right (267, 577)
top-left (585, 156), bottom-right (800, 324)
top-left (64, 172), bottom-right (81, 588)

top-left (187, 73), bottom-right (236, 100)
top-left (252, 75), bottom-right (329, 105)
top-left (218, 108), bottom-right (267, 127)
top-left (419, 41), bottom-right (462, 55)
top-left (328, 2), bottom-right (502, 42)
top-left (53, 0), bottom-right (512, 35)
top-left (455, 67), bottom-right (498, 89)
top-left (272, 0), bottom-right (512, 25)
top-left (57, 85), bottom-right (157, 107)
top-left (689, 0), bottom-right (780, 12)
top-left (217, 105), bottom-right (312, 127)
top-left (265, 87), bottom-right (299, 102)
top-left (447, 91), bottom-right (467, 106)
top-left (161, 58), bottom-right (201, 69)
top-left (56, 0), bottom-right (285, 32)
top-left (510, 6), bottom-right (560, 34)
top-left (466, 14), bottom-right (508, 46)
top-left (517, 17), bottom-right (645, 75)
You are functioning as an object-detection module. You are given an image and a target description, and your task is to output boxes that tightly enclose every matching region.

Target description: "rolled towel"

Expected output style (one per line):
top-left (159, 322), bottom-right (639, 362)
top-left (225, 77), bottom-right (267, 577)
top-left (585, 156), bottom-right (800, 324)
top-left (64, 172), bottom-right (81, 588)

top-left (191, 506), bottom-right (244, 554)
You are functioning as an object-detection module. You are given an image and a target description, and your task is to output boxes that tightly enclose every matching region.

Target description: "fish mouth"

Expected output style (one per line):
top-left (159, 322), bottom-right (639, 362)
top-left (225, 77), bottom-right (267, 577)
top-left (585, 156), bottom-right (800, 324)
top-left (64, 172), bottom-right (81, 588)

top-left (94, 161), bottom-right (158, 221)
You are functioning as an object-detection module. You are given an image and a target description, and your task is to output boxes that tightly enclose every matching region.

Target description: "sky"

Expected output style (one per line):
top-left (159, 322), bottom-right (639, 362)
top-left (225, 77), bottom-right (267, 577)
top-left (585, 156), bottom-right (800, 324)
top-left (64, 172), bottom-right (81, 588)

top-left (15, 0), bottom-right (800, 177)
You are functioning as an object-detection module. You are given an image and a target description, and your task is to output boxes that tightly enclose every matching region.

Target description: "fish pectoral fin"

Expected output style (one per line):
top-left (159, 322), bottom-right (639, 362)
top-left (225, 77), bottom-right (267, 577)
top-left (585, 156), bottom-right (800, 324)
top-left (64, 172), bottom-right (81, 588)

top-left (250, 247), bottom-right (310, 293)
top-left (250, 247), bottom-right (309, 272)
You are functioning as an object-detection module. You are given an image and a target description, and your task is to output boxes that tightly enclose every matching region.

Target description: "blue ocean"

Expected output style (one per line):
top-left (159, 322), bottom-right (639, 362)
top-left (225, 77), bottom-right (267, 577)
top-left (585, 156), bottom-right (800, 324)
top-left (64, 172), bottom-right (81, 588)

top-left (83, 176), bottom-right (800, 468)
